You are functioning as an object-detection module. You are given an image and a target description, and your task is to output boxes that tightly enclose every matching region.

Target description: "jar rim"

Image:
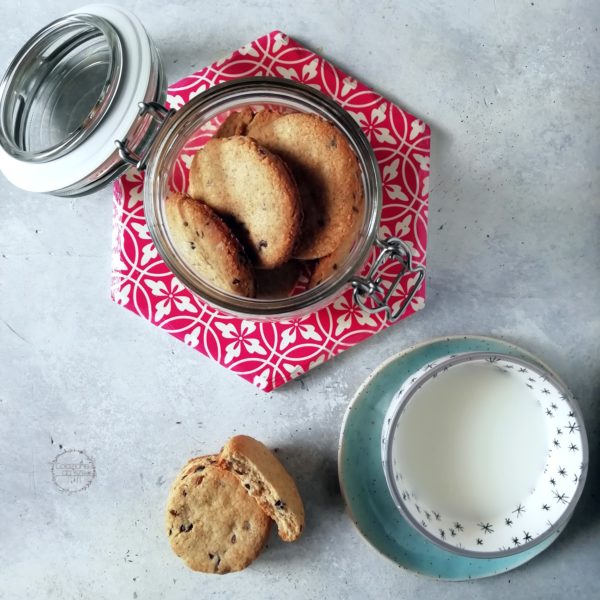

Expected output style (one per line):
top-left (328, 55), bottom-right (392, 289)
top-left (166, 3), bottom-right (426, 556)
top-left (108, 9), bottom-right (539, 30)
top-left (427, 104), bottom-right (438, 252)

top-left (0, 13), bottom-right (122, 163)
top-left (144, 77), bottom-right (382, 319)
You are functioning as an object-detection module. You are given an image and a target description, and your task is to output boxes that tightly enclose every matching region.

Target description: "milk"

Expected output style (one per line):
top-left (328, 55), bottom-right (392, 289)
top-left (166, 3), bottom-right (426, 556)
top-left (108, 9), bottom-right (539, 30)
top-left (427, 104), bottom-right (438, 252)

top-left (393, 362), bottom-right (548, 521)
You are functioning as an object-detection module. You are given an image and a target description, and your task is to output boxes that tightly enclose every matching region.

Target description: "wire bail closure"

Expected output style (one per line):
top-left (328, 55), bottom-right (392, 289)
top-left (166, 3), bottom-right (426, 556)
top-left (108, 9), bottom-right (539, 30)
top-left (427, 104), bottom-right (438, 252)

top-left (351, 237), bottom-right (424, 322)
top-left (115, 101), bottom-right (174, 171)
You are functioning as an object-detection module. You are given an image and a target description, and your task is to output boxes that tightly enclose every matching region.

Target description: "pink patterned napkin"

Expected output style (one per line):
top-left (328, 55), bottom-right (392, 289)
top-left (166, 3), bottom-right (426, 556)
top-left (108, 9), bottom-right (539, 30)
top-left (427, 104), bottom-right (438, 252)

top-left (111, 30), bottom-right (430, 391)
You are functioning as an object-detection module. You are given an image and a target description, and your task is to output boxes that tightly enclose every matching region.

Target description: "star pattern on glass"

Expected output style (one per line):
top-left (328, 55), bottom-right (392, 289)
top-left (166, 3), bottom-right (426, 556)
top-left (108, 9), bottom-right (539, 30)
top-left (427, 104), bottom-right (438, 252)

top-left (567, 410), bottom-right (575, 417)
top-left (523, 531), bottom-right (533, 543)
top-left (542, 504), bottom-right (550, 511)
top-left (553, 490), bottom-right (569, 505)
top-left (553, 439), bottom-right (560, 448)
top-left (573, 473), bottom-right (579, 483)
top-left (549, 477), bottom-right (556, 486)
top-left (566, 421), bottom-right (579, 434)
top-left (558, 466), bottom-right (567, 477)
top-left (568, 443), bottom-right (579, 452)
top-left (542, 388), bottom-right (551, 395)
top-left (425, 363), bottom-right (435, 370)
top-left (518, 368), bottom-right (528, 373)
top-left (449, 528), bottom-right (456, 537)
top-left (439, 529), bottom-right (446, 539)
top-left (512, 536), bottom-right (520, 546)
top-left (513, 504), bottom-right (525, 517)
top-left (415, 503), bottom-right (421, 513)
top-left (421, 519), bottom-right (428, 528)
top-left (454, 522), bottom-right (464, 531)
top-left (476, 538), bottom-right (483, 545)
top-left (528, 377), bottom-right (536, 383)
top-left (550, 402), bottom-right (558, 410)
top-left (505, 517), bottom-right (513, 526)
top-left (424, 510), bottom-right (431, 521)
top-left (402, 491), bottom-right (409, 501)
top-left (478, 522), bottom-right (494, 534)
top-left (546, 408), bottom-right (554, 417)
top-left (433, 511), bottom-right (441, 521)
top-left (526, 384), bottom-right (534, 390)
top-left (486, 356), bottom-right (500, 363)
top-left (556, 427), bottom-right (562, 435)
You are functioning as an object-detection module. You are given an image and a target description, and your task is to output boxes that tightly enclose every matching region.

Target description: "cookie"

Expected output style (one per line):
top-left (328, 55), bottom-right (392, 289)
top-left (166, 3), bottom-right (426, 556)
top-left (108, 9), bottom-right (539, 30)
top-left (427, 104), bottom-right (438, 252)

top-left (165, 455), bottom-right (271, 574)
top-left (246, 108), bottom-right (285, 135)
top-left (255, 261), bottom-right (301, 298)
top-left (188, 136), bottom-right (302, 268)
top-left (219, 435), bottom-right (305, 542)
top-left (165, 192), bottom-right (255, 297)
top-left (246, 112), bottom-right (363, 259)
top-left (215, 107), bottom-right (254, 138)
top-left (215, 108), bottom-right (286, 139)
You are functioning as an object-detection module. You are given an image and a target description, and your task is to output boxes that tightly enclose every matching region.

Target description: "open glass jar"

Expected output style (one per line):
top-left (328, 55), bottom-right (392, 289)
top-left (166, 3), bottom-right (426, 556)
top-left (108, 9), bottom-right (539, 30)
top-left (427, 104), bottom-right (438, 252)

top-left (0, 4), bottom-right (424, 321)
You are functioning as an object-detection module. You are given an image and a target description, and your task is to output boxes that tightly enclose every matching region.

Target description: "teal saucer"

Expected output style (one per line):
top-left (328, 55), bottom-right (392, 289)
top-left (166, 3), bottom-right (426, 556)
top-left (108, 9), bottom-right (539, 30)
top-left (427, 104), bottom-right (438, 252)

top-left (338, 336), bottom-right (562, 580)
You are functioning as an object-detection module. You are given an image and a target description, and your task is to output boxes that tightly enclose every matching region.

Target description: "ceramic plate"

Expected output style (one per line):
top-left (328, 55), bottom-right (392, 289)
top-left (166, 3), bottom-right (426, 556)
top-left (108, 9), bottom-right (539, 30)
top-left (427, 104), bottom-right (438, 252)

top-left (338, 336), bottom-right (573, 580)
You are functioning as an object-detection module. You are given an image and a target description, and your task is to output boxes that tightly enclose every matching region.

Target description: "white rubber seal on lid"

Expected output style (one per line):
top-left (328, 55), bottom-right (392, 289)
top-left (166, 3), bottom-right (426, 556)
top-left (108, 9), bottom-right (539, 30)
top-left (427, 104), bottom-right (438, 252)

top-left (0, 4), bottom-right (153, 193)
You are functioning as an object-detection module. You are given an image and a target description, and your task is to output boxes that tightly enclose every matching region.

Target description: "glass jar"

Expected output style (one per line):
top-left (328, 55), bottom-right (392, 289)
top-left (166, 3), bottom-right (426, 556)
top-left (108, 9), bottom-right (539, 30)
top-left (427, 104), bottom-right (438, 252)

top-left (0, 5), bottom-right (424, 321)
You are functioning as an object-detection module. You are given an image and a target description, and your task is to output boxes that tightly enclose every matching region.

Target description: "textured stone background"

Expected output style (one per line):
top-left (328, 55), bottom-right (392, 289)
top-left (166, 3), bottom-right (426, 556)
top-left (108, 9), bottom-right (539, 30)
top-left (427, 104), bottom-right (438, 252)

top-left (0, 1), bottom-right (598, 598)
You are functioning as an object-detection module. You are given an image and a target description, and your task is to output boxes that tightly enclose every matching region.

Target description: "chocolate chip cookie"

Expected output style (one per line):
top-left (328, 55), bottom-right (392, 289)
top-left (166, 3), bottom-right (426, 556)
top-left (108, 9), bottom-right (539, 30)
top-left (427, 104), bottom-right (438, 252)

top-left (246, 112), bottom-right (363, 260)
top-left (219, 436), bottom-right (305, 542)
top-left (188, 136), bottom-right (302, 268)
top-left (165, 192), bottom-right (255, 297)
top-left (165, 455), bottom-right (271, 574)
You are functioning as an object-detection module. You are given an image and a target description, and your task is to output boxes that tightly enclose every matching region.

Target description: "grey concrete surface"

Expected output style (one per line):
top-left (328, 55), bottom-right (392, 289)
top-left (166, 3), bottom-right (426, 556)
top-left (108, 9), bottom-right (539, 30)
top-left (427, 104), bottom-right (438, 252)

top-left (0, 1), bottom-right (599, 598)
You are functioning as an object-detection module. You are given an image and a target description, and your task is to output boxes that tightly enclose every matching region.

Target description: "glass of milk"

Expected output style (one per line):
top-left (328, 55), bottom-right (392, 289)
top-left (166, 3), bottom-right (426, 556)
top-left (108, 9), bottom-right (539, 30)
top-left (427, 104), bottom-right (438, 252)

top-left (381, 353), bottom-right (587, 558)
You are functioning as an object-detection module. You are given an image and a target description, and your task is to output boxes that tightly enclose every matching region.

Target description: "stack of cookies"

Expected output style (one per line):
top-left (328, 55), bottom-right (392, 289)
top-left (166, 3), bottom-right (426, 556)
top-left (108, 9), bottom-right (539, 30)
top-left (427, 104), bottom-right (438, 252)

top-left (165, 435), bottom-right (304, 574)
top-left (166, 108), bottom-right (364, 298)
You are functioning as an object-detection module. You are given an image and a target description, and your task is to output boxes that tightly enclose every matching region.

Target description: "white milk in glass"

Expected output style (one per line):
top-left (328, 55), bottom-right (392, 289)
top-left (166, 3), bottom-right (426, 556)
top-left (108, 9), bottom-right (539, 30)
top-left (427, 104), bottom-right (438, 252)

top-left (394, 362), bottom-right (548, 520)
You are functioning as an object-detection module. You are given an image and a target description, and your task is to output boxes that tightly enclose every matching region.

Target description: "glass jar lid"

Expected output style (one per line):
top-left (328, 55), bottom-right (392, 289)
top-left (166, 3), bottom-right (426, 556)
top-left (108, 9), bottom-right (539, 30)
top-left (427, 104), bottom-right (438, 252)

top-left (0, 4), bottom-right (163, 195)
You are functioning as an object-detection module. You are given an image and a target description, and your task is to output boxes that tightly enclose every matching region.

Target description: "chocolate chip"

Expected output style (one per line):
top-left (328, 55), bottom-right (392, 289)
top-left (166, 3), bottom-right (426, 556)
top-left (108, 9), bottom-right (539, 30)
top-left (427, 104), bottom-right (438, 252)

top-left (195, 465), bottom-right (205, 472)
top-left (242, 521), bottom-right (251, 531)
top-left (275, 500), bottom-right (286, 510)
top-left (244, 483), bottom-right (251, 490)
top-left (257, 147), bottom-right (267, 157)
top-left (333, 263), bottom-right (338, 270)
top-left (330, 137), bottom-right (337, 148)
top-left (183, 221), bottom-right (188, 227)
top-left (182, 489), bottom-right (187, 497)
top-left (185, 523), bottom-right (193, 532)
top-left (168, 528), bottom-right (172, 536)
top-left (258, 240), bottom-right (268, 249)
top-left (195, 476), bottom-right (204, 485)
top-left (232, 278), bottom-right (240, 285)
top-left (231, 534), bottom-right (237, 544)
top-left (169, 509), bottom-right (178, 516)
top-left (189, 241), bottom-right (196, 250)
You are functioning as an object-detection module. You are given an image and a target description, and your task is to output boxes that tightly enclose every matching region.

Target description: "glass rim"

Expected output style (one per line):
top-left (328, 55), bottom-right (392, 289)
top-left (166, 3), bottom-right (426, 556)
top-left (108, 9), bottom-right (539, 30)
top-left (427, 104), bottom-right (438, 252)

top-left (0, 13), bottom-right (123, 163)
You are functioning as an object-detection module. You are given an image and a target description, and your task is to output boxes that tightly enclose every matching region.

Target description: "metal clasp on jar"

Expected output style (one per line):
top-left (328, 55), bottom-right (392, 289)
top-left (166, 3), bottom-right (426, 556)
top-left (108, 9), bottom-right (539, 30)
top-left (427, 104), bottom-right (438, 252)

top-left (351, 237), bottom-right (425, 322)
top-left (115, 101), bottom-right (175, 171)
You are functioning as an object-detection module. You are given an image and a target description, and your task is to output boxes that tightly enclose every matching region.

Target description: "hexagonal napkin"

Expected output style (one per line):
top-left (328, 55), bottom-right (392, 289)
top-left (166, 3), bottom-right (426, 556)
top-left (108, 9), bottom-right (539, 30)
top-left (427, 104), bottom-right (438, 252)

top-left (110, 30), bottom-right (430, 391)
